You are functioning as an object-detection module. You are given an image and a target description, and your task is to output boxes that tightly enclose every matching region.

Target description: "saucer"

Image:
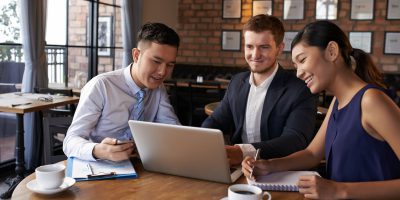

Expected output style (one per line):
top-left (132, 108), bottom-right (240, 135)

top-left (220, 197), bottom-right (228, 200)
top-left (26, 177), bottom-right (76, 195)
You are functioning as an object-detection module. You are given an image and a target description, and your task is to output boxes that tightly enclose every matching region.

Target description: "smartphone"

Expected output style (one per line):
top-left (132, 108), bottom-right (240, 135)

top-left (116, 140), bottom-right (134, 145)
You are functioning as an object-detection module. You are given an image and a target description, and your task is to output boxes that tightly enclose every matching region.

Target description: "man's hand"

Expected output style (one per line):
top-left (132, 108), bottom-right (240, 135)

top-left (92, 137), bottom-right (135, 162)
top-left (225, 145), bottom-right (243, 166)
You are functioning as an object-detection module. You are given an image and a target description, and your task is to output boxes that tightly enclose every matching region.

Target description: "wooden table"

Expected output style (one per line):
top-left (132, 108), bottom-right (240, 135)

top-left (12, 159), bottom-right (305, 200)
top-left (0, 93), bottom-right (79, 199)
top-left (164, 79), bottom-right (229, 89)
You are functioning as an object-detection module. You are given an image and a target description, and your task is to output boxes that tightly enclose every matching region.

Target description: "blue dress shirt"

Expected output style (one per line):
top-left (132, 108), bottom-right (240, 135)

top-left (63, 64), bottom-right (180, 161)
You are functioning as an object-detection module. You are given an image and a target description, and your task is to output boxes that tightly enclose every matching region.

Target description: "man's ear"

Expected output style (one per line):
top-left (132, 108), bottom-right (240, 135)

top-left (132, 48), bottom-right (140, 63)
top-left (325, 41), bottom-right (339, 62)
top-left (277, 42), bottom-right (285, 55)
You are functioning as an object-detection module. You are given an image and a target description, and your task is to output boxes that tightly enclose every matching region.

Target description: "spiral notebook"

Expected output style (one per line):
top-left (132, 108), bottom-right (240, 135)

top-left (247, 171), bottom-right (320, 191)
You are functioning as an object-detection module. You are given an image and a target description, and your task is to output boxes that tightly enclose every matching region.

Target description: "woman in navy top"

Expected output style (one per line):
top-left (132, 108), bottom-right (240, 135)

top-left (242, 20), bottom-right (400, 199)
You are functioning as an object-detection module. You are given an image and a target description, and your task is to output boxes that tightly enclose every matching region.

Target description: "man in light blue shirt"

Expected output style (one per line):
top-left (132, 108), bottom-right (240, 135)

top-left (63, 23), bottom-right (181, 162)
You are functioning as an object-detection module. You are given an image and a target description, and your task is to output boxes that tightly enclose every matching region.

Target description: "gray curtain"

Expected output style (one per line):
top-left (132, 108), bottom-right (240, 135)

top-left (20, 0), bottom-right (48, 170)
top-left (121, 0), bottom-right (142, 68)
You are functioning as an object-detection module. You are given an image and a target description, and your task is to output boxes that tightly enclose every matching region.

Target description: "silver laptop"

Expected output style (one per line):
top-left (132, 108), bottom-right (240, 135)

top-left (128, 120), bottom-right (242, 183)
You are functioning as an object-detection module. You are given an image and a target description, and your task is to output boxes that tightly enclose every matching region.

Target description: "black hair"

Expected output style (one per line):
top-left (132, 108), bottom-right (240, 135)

top-left (291, 21), bottom-right (385, 88)
top-left (137, 22), bottom-right (180, 48)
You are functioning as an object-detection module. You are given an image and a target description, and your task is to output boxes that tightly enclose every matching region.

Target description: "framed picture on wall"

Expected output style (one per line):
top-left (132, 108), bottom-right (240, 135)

top-left (252, 0), bottom-right (272, 16)
top-left (351, 0), bottom-right (374, 20)
top-left (221, 30), bottom-right (241, 51)
top-left (222, 0), bottom-right (242, 19)
top-left (387, 0), bottom-right (400, 20)
top-left (283, 0), bottom-right (304, 20)
top-left (283, 31), bottom-right (298, 52)
top-left (316, 0), bottom-right (338, 20)
top-left (384, 32), bottom-right (400, 54)
top-left (86, 16), bottom-right (113, 56)
top-left (97, 16), bottom-right (113, 56)
top-left (349, 32), bottom-right (372, 53)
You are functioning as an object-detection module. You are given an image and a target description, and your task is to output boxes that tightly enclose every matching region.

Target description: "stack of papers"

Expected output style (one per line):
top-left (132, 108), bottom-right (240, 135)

top-left (66, 157), bottom-right (137, 181)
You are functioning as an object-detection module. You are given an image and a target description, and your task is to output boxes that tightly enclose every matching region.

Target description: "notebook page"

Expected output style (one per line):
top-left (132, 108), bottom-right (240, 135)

top-left (247, 171), bottom-right (320, 191)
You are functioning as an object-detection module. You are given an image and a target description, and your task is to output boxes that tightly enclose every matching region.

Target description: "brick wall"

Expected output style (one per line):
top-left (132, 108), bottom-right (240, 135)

top-left (176, 0), bottom-right (400, 73)
top-left (67, 0), bottom-right (123, 88)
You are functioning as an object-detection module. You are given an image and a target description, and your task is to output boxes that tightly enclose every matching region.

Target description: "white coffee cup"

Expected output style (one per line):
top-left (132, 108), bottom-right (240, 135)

top-left (35, 164), bottom-right (66, 189)
top-left (228, 184), bottom-right (271, 200)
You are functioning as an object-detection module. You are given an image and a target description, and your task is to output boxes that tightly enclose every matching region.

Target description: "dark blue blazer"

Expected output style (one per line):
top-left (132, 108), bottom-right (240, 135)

top-left (202, 67), bottom-right (318, 159)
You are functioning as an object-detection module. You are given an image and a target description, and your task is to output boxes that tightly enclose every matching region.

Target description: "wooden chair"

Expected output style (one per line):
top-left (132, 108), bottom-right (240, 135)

top-left (35, 88), bottom-right (75, 164)
top-left (42, 116), bottom-right (72, 164)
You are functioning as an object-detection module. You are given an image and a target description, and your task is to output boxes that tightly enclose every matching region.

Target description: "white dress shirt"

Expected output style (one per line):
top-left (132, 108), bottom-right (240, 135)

top-left (236, 63), bottom-right (278, 158)
top-left (63, 64), bottom-right (180, 161)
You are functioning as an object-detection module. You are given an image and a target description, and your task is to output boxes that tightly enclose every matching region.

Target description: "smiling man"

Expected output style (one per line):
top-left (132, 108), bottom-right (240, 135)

top-left (63, 23), bottom-right (180, 162)
top-left (202, 15), bottom-right (317, 166)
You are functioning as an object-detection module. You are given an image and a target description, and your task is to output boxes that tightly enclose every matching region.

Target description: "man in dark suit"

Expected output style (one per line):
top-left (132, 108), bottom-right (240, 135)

top-left (202, 15), bottom-right (317, 166)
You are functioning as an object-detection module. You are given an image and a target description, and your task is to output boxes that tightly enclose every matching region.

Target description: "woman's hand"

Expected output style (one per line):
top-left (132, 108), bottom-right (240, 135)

top-left (298, 175), bottom-right (344, 199)
top-left (241, 156), bottom-right (273, 180)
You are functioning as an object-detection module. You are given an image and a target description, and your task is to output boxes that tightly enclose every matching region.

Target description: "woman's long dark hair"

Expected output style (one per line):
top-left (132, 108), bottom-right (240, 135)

top-left (291, 21), bottom-right (385, 88)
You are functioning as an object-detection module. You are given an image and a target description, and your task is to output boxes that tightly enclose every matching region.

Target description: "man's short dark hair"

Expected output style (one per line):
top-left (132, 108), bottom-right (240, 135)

top-left (243, 14), bottom-right (285, 45)
top-left (137, 22), bottom-right (180, 48)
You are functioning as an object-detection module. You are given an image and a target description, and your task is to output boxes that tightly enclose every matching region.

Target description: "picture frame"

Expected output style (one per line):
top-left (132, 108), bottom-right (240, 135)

top-left (349, 32), bottom-right (372, 53)
top-left (387, 0), bottom-right (400, 20)
top-left (283, 0), bottom-right (304, 20)
top-left (350, 0), bottom-right (374, 20)
top-left (222, 0), bottom-right (242, 19)
top-left (316, 0), bottom-right (338, 20)
top-left (252, 0), bottom-right (273, 16)
top-left (384, 32), bottom-right (400, 54)
top-left (283, 31), bottom-right (298, 52)
top-left (221, 30), bottom-right (241, 51)
top-left (97, 16), bottom-right (113, 56)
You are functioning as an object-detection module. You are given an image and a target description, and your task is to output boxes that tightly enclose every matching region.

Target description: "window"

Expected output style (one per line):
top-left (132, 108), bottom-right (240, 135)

top-left (46, 0), bottom-right (123, 89)
top-left (0, 0), bottom-right (21, 166)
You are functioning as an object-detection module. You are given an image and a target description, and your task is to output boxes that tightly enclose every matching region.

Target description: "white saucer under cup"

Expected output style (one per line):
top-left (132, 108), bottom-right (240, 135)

top-left (26, 177), bottom-right (76, 195)
top-left (35, 164), bottom-right (66, 189)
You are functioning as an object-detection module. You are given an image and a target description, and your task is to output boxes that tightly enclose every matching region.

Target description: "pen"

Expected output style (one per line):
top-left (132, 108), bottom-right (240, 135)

top-left (87, 163), bottom-right (94, 175)
top-left (87, 172), bottom-right (117, 179)
top-left (250, 149), bottom-right (260, 179)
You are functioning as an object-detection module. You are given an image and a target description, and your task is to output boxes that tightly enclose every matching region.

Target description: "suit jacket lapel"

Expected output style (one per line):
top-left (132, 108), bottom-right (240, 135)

top-left (235, 74), bottom-right (250, 140)
top-left (260, 66), bottom-right (287, 140)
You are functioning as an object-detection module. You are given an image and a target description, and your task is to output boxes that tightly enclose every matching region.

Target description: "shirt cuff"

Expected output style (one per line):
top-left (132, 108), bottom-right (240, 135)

top-left (81, 142), bottom-right (98, 161)
top-left (235, 144), bottom-right (257, 159)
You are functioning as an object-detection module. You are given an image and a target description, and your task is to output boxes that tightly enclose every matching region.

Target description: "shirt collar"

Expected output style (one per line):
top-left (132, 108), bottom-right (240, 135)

top-left (124, 63), bottom-right (148, 96)
top-left (249, 62), bottom-right (279, 89)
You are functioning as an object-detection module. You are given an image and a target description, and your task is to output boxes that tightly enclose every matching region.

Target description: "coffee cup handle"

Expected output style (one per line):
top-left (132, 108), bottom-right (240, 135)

top-left (262, 191), bottom-right (271, 200)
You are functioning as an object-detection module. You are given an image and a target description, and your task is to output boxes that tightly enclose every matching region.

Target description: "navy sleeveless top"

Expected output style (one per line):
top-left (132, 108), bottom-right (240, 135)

top-left (325, 84), bottom-right (400, 182)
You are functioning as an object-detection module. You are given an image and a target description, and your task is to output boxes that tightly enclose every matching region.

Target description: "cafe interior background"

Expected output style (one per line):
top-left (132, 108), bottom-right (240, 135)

top-left (0, 0), bottom-right (399, 186)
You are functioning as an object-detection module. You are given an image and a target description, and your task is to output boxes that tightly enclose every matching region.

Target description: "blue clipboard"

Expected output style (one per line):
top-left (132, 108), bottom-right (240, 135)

top-left (66, 157), bottom-right (137, 181)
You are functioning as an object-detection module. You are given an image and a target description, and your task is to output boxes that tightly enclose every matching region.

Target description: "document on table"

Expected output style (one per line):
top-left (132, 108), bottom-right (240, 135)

top-left (66, 157), bottom-right (137, 181)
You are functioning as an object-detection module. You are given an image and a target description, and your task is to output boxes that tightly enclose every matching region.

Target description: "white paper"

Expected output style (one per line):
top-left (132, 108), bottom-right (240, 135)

top-left (387, 0), bottom-right (400, 19)
top-left (222, 31), bottom-right (241, 51)
top-left (283, 32), bottom-right (298, 52)
top-left (385, 32), bottom-right (400, 54)
top-left (253, 1), bottom-right (272, 16)
top-left (223, 0), bottom-right (241, 18)
top-left (351, 0), bottom-right (374, 20)
top-left (71, 158), bottom-right (136, 179)
top-left (283, 0), bottom-right (304, 20)
top-left (349, 32), bottom-right (372, 53)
